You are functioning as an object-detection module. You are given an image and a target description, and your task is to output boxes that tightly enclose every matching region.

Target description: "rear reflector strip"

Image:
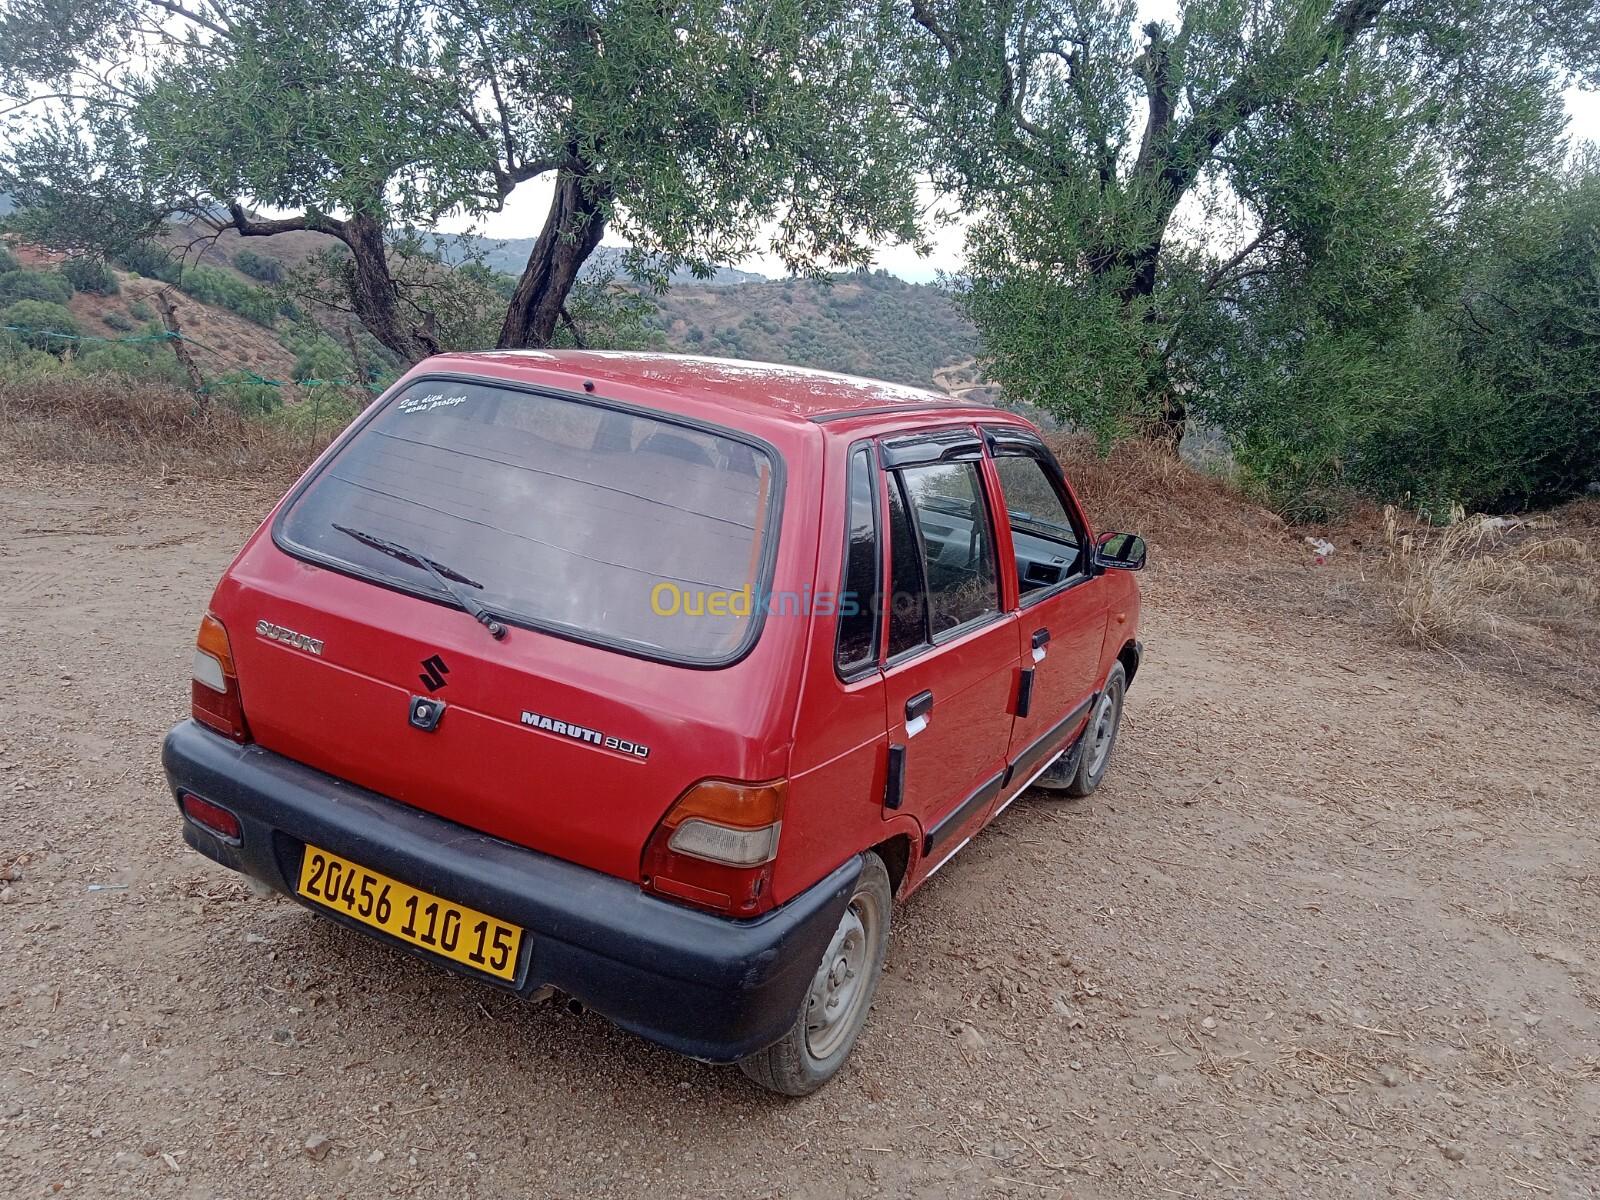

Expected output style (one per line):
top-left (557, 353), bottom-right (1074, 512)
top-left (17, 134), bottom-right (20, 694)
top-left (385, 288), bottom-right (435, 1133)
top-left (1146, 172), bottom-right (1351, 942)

top-left (180, 792), bottom-right (242, 842)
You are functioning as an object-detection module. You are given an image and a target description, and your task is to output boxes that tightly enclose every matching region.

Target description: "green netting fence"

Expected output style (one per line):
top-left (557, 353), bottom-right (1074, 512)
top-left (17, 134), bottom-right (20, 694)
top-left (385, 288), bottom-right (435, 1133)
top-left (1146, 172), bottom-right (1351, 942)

top-left (0, 323), bottom-right (390, 396)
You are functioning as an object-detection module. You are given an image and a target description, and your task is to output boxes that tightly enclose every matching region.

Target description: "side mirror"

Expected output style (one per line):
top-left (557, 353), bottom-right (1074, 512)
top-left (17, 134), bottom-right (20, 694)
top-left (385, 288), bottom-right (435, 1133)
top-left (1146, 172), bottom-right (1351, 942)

top-left (1094, 531), bottom-right (1147, 572)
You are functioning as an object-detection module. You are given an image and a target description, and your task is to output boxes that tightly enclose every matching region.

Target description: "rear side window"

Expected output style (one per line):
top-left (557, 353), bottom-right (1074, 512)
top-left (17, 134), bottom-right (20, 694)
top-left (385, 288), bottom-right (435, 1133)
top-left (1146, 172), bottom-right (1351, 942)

top-left (835, 447), bottom-right (880, 676)
top-left (884, 475), bottom-right (928, 658)
top-left (276, 378), bottom-right (779, 664)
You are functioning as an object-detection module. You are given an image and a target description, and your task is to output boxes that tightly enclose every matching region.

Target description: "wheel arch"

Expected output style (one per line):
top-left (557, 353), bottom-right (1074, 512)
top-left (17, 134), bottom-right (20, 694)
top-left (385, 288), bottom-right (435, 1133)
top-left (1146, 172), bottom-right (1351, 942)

top-left (1117, 638), bottom-right (1141, 688)
top-left (868, 833), bottom-right (914, 899)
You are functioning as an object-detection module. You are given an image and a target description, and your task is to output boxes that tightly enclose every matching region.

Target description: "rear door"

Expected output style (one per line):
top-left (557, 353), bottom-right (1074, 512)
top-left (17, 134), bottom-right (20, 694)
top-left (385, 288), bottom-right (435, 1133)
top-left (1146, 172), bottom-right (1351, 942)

top-left (875, 427), bottom-right (1019, 881)
top-left (984, 428), bottom-right (1107, 799)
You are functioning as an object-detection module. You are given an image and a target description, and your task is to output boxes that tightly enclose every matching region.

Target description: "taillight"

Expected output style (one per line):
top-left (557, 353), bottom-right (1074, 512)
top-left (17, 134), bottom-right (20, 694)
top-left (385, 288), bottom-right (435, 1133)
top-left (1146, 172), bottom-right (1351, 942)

top-left (180, 792), bottom-right (242, 842)
top-left (641, 779), bottom-right (786, 916)
top-left (192, 613), bottom-right (251, 742)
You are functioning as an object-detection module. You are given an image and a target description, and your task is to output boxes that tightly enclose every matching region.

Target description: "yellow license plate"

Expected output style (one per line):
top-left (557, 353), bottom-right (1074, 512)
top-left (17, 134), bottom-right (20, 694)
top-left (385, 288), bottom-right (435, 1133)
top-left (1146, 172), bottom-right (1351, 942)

top-left (296, 845), bottom-right (523, 981)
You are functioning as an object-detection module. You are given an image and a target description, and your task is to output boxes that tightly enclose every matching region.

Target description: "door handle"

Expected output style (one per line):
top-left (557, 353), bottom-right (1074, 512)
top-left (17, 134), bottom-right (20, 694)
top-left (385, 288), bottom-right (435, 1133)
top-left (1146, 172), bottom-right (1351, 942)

top-left (1031, 627), bottom-right (1050, 662)
top-left (905, 690), bottom-right (933, 736)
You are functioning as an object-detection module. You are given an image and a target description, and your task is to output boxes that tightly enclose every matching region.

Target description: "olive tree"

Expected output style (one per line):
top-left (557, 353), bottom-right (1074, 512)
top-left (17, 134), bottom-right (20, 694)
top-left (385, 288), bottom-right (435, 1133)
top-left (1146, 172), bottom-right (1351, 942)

top-left (1, 0), bottom-right (922, 360)
top-left (895, 0), bottom-right (1600, 447)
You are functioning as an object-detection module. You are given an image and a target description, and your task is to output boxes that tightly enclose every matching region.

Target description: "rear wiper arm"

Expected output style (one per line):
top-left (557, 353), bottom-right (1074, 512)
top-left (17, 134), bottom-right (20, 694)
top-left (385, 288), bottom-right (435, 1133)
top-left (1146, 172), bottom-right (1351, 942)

top-left (332, 523), bottom-right (507, 640)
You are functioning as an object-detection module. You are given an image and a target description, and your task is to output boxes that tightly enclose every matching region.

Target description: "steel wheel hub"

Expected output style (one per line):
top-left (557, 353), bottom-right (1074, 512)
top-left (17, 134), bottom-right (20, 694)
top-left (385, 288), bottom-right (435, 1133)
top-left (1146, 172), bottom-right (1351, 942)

top-left (1087, 690), bottom-right (1118, 776)
top-left (804, 890), bottom-right (877, 1060)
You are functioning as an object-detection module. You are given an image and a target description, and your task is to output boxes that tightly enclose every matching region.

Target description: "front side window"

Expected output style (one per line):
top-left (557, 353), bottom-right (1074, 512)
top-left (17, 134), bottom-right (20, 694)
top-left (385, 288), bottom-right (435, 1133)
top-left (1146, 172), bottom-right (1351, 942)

top-left (992, 455), bottom-right (1083, 596)
top-left (276, 378), bottom-right (779, 664)
top-left (897, 461), bottom-right (1001, 638)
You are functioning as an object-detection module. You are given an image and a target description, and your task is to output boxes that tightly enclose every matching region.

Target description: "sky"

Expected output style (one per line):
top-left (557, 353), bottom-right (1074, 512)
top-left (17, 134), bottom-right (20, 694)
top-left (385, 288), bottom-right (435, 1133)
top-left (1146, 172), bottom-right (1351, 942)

top-left (447, 18), bottom-right (1600, 285)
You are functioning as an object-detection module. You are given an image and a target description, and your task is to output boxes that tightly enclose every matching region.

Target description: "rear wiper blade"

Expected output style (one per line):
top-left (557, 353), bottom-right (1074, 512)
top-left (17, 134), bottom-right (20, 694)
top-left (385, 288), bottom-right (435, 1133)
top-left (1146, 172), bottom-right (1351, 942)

top-left (331, 523), bottom-right (507, 640)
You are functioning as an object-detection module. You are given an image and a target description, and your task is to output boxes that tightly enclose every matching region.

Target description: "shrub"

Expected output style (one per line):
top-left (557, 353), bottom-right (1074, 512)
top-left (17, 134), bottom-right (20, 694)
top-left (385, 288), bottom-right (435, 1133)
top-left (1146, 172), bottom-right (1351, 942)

top-left (0, 269), bottom-right (72, 306)
top-left (102, 311), bottom-right (135, 332)
top-left (177, 265), bottom-right (278, 325)
top-left (73, 342), bottom-right (189, 385)
top-left (2, 299), bottom-right (82, 349)
top-left (59, 257), bottom-right (120, 296)
top-left (112, 242), bottom-right (181, 282)
top-left (291, 340), bottom-right (355, 383)
top-left (128, 299), bottom-right (154, 321)
top-left (208, 375), bottom-right (282, 415)
top-left (0, 245), bottom-right (17, 272)
top-left (233, 249), bottom-right (284, 283)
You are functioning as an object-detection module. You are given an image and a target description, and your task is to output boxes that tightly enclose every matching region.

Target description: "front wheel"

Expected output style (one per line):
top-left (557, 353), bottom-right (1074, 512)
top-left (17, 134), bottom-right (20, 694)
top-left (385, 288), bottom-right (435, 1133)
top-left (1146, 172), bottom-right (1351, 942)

top-left (1067, 662), bottom-right (1126, 797)
top-left (737, 853), bottom-right (892, 1096)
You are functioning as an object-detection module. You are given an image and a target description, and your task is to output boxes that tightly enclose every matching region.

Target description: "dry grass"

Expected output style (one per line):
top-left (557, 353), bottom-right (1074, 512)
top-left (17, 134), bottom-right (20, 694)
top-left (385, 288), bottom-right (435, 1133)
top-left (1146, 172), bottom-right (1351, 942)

top-left (0, 371), bottom-right (341, 486)
top-left (1049, 433), bottom-right (1287, 550)
top-left (1381, 504), bottom-right (1598, 651)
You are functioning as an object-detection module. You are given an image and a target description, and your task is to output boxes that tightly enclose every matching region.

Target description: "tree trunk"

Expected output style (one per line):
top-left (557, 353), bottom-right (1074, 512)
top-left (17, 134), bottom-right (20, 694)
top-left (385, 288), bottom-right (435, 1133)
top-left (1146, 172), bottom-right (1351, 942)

top-left (342, 211), bottom-right (439, 364)
top-left (497, 168), bottom-right (608, 349)
top-left (1147, 387), bottom-right (1187, 453)
top-left (154, 289), bottom-right (208, 401)
top-left (228, 202), bottom-right (437, 365)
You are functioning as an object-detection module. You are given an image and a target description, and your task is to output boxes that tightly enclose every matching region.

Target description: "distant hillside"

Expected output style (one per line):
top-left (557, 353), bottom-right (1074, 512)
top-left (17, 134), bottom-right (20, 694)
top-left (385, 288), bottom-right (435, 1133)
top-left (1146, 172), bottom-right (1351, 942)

top-left (427, 235), bottom-right (766, 287)
top-left (652, 271), bottom-right (976, 386)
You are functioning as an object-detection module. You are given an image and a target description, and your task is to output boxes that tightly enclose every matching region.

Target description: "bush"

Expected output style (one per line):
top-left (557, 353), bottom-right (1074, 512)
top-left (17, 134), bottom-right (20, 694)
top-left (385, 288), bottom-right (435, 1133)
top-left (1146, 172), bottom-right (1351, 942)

top-left (73, 342), bottom-right (190, 385)
top-left (128, 299), bottom-right (154, 321)
top-left (2, 299), bottom-right (81, 349)
top-left (102, 311), bottom-right (135, 332)
top-left (208, 375), bottom-right (283, 416)
top-left (233, 249), bottom-right (284, 283)
top-left (59, 257), bottom-right (120, 296)
top-left (177, 265), bottom-right (278, 325)
top-left (0, 269), bottom-right (72, 306)
top-left (291, 340), bottom-right (355, 383)
top-left (0, 245), bottom-right (17, 273)
top-left (112, 242), bottom-right (180, 282)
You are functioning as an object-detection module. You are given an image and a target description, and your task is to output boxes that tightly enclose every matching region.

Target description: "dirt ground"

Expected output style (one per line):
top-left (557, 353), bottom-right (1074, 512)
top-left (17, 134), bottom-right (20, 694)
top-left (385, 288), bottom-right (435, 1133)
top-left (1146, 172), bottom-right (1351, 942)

top-left (2, 462), bottom-right (1597, 1199)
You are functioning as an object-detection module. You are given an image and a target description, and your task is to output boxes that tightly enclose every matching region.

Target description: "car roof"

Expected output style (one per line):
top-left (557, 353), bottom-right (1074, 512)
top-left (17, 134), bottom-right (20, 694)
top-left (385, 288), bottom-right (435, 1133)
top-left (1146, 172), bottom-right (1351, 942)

top-left (422, 350), bottom-right (1004, 427)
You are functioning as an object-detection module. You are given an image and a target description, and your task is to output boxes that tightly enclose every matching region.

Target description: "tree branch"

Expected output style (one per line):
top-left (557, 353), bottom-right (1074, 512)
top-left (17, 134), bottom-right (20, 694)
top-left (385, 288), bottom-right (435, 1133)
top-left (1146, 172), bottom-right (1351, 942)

top-left (143, 0), bottom-right (233, 40)
top-left (227, 202), bottom-right (345, 240)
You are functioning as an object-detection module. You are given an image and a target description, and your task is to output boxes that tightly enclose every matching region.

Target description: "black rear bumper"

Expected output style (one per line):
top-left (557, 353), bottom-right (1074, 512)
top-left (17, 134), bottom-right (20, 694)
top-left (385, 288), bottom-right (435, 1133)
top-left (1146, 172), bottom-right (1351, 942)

top-left (161, 720), bottom-right (859, 1063)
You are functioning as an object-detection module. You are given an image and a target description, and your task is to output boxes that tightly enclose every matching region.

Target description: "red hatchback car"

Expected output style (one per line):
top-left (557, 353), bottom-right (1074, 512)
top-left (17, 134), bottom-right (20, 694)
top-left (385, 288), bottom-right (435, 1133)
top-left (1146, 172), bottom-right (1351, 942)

top-left (164, 352), bottom-right (1144, 1094)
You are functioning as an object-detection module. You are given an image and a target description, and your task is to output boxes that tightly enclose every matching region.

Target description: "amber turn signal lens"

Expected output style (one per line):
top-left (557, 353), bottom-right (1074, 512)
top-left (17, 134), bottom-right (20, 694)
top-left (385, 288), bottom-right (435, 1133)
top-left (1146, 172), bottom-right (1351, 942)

top-left (642, 779), bottom-right (788, 915)
top-left (191, 613), bottom-right (251, 742)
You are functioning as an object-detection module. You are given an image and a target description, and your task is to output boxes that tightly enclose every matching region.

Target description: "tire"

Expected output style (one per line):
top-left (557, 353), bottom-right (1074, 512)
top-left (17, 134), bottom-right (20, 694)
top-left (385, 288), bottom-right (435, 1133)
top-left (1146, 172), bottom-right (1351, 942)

top-left (1067, 662), bottom-right (1127, 798)
top-left (737, 853), bottom-right (892, 1096)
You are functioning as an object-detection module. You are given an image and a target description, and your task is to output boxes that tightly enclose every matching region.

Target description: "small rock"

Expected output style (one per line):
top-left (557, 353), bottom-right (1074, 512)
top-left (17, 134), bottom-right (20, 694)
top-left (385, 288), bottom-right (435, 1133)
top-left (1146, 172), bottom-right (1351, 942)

top-left (4, 1102), bottom-right (22, 1118)
top-left (304, 1134), bottom-right (332, 1162)
top-left (270, 1028), bottom-right (295, 1046)
top-left (957, 1023), bottom-right (986, 1054)
top-left (1200, 1016), bottom-right (1217, 1031)
top-left (1151, 1073), bottom-right (1178, 1090)
top-left (0, 887), bottom-right (13, 904)
top-left (1441, 1143), bottom-right (1467, 1163)
top-left (365, 1150), bottom-right (385, 1165)
top-left (245, 932), bottom-right (269, 945)
top-left (1069, 1060), bottom-right (1083, 1071)
top-left (1378, 1066), bottom-right (1403, 1088)
top-left (1522, 1013), bottom-right (1542, 1029)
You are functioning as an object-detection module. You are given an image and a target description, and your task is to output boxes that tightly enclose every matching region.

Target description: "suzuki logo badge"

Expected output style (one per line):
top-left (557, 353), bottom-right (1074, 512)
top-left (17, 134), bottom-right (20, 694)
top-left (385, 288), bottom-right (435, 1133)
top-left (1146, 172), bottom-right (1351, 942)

top-left (418, 654), bottom-right (450, 693)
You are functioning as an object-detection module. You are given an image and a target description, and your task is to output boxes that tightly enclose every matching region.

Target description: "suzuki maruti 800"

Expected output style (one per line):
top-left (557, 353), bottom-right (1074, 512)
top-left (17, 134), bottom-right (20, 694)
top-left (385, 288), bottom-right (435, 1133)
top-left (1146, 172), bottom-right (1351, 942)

top-left (163, 352), bottom-right (1145, 1094)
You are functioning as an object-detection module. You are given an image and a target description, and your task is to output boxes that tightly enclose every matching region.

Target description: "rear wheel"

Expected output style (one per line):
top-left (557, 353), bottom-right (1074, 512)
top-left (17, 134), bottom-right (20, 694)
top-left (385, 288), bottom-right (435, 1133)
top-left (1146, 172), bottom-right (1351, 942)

top-left (737, 853), bottom-right (892, 1096)
top-left (1067, 662), bottom-right (1126, 797)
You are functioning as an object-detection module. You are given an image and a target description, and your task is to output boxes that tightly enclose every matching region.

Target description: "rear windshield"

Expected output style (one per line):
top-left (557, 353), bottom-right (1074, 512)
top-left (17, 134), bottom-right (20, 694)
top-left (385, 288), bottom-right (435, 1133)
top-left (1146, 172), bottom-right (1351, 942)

top-left (276, 377), bottom-right (780, 664)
